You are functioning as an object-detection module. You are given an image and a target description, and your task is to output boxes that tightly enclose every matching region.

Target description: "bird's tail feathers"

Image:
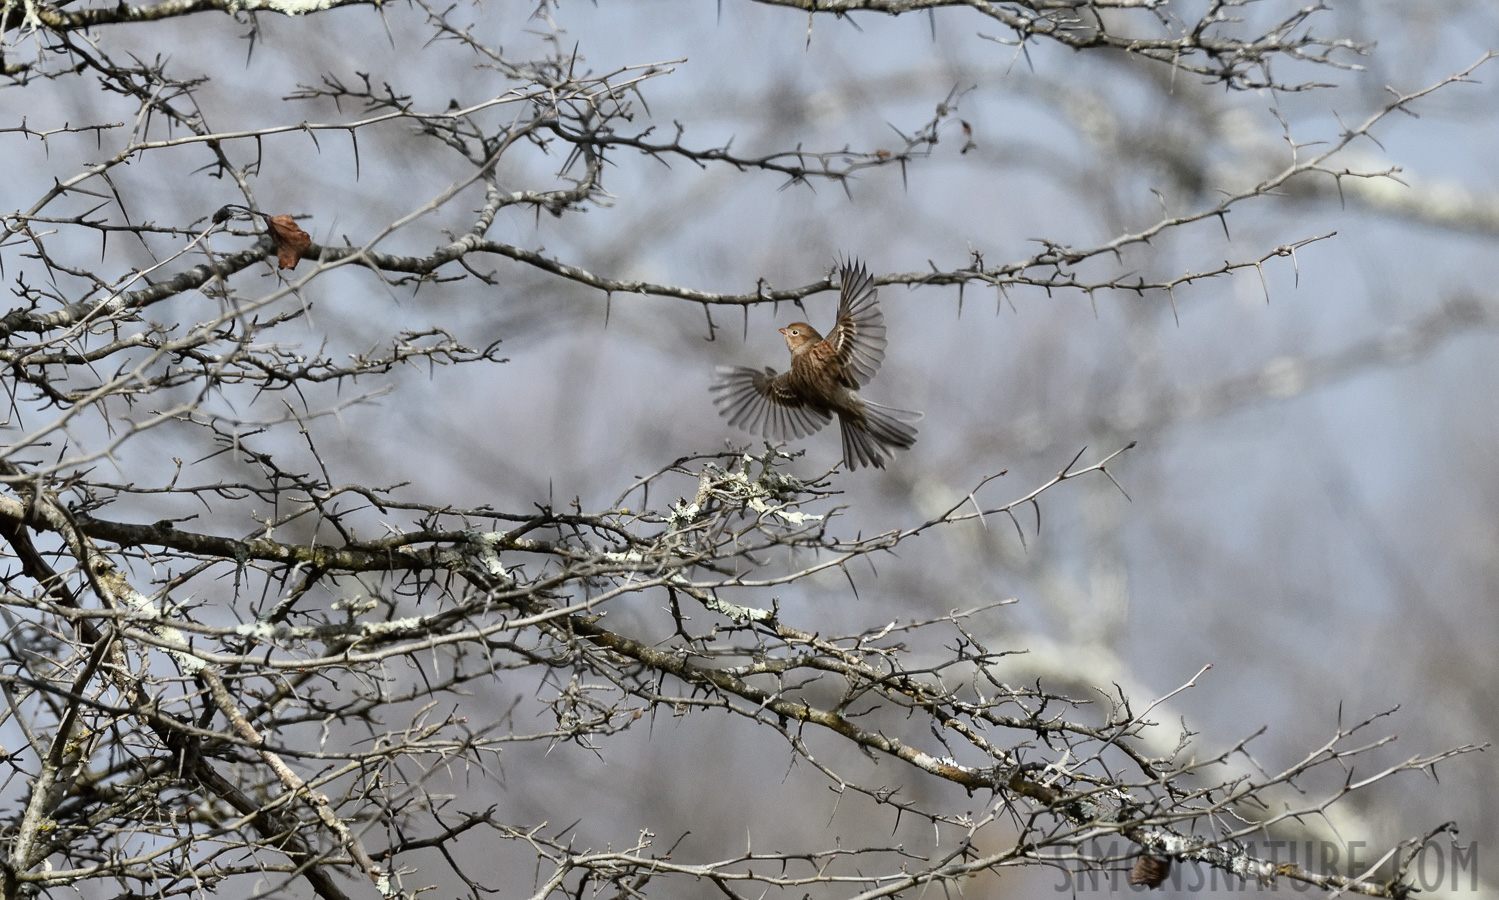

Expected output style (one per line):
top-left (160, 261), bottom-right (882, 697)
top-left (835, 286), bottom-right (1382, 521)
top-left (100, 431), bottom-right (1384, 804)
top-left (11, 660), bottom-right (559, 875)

top-left (840, 403), bottom-right (919, 470)
top-left (862, 399), bottom-right (923, 422)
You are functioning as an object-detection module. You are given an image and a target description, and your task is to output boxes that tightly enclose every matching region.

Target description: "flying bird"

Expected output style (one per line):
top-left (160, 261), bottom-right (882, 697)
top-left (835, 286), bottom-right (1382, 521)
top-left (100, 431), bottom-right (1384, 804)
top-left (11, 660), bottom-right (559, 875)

top-left (711, 259), bottom-right (921, 470)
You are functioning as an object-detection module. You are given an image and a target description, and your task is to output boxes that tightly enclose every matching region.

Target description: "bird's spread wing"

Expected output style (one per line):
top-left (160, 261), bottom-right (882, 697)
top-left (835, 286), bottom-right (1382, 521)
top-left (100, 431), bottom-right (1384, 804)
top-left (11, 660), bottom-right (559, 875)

top-left (711, 366), bottom-right (832, 439)
top-left (827, 259), bottom-right (888, 387)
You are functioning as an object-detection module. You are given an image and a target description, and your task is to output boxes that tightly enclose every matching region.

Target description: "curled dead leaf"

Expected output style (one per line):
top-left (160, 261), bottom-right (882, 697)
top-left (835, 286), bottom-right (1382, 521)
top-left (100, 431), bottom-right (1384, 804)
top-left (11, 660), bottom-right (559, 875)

top-left (1129, 856), bottom-right (1171, 889)
top-left (265, 214), bottom-right (311, 270)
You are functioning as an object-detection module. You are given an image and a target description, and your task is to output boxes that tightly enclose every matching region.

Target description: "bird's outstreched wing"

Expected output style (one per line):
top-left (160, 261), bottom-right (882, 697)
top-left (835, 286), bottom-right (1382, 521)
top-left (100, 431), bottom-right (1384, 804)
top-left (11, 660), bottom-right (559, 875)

top-left (711, 366), bottom-right (832, 439)
top-left (827, 259), bottom-right (888, 387)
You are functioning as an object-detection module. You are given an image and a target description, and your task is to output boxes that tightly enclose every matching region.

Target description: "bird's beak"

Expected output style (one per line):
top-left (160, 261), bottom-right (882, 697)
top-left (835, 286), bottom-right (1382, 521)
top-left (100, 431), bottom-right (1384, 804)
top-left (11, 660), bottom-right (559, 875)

top-left (778, 327), bottom-right (790, 336)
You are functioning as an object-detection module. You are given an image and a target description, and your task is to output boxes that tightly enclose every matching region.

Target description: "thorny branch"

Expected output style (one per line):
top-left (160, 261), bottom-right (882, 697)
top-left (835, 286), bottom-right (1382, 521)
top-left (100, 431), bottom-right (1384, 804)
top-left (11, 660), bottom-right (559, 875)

top-left (0, 445), bottom-right (1481, 900)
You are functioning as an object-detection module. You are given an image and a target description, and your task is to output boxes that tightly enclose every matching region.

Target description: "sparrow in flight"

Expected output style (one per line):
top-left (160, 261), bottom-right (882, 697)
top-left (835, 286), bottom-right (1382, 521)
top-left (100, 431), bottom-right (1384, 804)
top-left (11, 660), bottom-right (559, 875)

top-left (711, 259), bottom-right (920, 470)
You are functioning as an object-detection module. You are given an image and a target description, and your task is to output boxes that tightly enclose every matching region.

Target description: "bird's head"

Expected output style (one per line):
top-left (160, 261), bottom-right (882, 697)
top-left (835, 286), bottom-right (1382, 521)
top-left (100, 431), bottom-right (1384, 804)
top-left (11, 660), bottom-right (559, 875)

top-left (780, 322), bottom-right (821, 352)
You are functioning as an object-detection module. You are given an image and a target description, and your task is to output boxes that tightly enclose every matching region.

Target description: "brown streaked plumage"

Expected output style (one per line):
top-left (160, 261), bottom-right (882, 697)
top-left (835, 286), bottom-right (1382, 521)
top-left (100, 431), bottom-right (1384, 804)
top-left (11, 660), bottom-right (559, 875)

top-left (711, 259), bottom-right (921, 470)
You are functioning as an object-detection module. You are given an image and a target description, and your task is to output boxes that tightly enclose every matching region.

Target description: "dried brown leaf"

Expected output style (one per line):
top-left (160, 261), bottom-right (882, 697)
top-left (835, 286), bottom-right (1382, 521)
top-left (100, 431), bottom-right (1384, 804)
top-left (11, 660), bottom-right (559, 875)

top-left (1129, 856), bottom-right (1171, 889)
top-left (265, 214), bottom-right (310, 270)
